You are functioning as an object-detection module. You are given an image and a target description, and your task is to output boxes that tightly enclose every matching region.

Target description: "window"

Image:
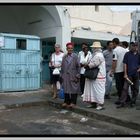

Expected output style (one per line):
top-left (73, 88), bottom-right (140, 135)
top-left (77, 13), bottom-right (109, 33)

top-left (16, 39), bottom-right (26, 50)
top-left (42, 41), bottom-right (47, 46)
top-left (95, 6), bottom-right (99, 12)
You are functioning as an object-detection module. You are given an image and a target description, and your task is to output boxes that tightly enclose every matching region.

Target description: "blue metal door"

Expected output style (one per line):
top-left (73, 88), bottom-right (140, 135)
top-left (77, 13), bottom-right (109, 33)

top-left (25, 51), bottom-right (40, 90)
top-left (0, 49), bottom-right (41, 91)
top-left (0, 50), bottom-right (26, 91)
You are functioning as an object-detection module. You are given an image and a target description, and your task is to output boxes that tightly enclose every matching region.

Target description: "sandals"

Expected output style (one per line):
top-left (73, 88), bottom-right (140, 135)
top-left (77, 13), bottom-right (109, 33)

top-left (96, 105), bottom-right (104, 110)
top-left (62, 103), bottom-right (68, 108)
top-left (62, 103), bottom-right (76, 109)
top-left (68, 103), bottom-right (76, 108)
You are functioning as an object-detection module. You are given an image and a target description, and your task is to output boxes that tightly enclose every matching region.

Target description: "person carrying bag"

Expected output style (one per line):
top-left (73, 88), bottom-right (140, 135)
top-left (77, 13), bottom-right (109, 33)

top-left (50, 44), bottom-right (64, 99)
top-left (83, 41), bottom-right (106, 110)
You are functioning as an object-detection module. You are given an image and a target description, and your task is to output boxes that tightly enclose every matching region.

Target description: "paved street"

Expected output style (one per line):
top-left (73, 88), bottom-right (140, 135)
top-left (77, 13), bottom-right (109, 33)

top-left (0, 105), bottom-right (139, 135)
top-left (0, 84), bottom-right (139, 135)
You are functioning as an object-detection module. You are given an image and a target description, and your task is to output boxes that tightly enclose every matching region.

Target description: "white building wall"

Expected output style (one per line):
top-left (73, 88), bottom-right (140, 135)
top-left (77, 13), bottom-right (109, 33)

top-left (55, 6), bottom-right (71, 53)
top-left (64, 6), bottom-right (131, 36)
top-left (112, 11), bottom-right (131, 26)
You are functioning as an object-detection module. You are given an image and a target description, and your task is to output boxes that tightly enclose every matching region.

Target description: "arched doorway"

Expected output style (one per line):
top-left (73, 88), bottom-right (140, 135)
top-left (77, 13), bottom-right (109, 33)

top-left (0, 5), bottom-right (71, 84)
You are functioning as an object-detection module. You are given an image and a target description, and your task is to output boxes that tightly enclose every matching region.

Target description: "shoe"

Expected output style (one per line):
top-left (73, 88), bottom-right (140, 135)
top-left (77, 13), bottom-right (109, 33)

top-left (86, 105), bottom-right (94, 108)
top-left (96, 105), bottom-right (104, 110)
top-left (116, 103), bottom-right (124, 109)
top-left (114, 100), bottom-right (121, 105)
top-left (68, 103), bottom-right (76, 108)
top-left (130, 103), bottom-right (135, 108)
top-left (62, 103), bottom-right (68, 108)
top-left (86, 103), bottom-right (97, 108)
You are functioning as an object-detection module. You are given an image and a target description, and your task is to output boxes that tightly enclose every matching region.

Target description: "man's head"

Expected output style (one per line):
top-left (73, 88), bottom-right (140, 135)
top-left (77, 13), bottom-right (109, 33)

top-left (112, 38), bottom-right (120, 48)
top-left (81, 43), bottom-right (88, 53)
top-left (130, 42), bottom-right (138, 52)
top-left (107, 41), bottom-right (113, 51)
top-left (122, 41), bottom-right (129, 49)
top-left (66, 42), bottom-right (74, 54)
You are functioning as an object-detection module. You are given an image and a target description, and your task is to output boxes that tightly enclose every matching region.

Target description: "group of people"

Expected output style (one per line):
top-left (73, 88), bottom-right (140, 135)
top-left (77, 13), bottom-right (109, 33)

top-left (49, 38), bottom-right (140, 110)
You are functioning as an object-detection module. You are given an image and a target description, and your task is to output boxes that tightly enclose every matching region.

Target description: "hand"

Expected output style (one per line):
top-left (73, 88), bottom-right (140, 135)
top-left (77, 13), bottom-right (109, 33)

top-left (137, 68), bottom-right (140, 72)
top-left (109, 70), bottom-right (114, 77)
top-left (74, 78), bottom-right (79, 83)
top-left (80, 63), bottom-right (85, 67)
top-left (124, 74), bottom-right (128, 79)
top-left (51, 66), bottom-right (55, 69)
top-left (84, 65), bottom-right (89, 69)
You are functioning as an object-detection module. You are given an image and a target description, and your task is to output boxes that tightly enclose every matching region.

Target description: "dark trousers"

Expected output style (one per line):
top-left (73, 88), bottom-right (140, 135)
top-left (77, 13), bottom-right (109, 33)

top-left (64, 93), bottom-right (78, 105)
top-left (80, 74), bottom-right (85, 94)
top-left (114, 72), bottom-right (125, 99)
top-left (120, 76), bottom-right (139, 104)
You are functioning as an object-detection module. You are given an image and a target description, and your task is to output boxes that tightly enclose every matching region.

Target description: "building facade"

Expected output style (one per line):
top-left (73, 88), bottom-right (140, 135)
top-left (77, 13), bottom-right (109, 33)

top-left (65, 5), bottom-right (131, 36)
top-left (0, 5), bottom-right (131, 84)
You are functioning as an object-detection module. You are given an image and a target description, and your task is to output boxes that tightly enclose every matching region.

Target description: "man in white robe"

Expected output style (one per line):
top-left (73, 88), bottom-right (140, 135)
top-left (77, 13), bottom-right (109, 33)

top-left (83, 41), bottom-right (106, 110)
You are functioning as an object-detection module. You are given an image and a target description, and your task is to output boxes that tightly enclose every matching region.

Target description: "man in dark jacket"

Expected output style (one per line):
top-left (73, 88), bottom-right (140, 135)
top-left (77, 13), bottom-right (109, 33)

top-left (117, 42), bottom-right (140, 108)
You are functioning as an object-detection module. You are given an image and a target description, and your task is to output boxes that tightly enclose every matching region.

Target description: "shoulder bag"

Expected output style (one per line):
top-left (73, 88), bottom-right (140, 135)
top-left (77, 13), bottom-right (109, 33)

top-left (84, 66), bottom-right (99, 80)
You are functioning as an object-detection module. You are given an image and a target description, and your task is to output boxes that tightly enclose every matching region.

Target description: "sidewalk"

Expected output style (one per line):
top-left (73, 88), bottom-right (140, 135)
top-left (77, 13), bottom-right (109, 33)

top-left (0, 84), bottom-right (139, 132)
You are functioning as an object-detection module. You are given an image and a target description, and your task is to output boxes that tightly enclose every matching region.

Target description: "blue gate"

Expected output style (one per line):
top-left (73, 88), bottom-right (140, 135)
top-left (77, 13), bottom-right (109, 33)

top-left (0, 33), bottom-right (41, 92)
top-left (0, 50), bottom-right (41, 91)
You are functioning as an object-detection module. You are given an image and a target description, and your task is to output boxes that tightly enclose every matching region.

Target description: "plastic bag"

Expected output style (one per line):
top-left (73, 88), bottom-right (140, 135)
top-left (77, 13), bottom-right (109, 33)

top-left (52, 68), bottom-right (60, 75)
top-left (58, 88), bottom-right (64, 99)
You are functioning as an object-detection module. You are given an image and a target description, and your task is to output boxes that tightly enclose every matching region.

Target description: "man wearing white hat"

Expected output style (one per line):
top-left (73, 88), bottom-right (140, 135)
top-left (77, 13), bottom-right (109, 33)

top-left (83, 41), bottom-right (106, 110)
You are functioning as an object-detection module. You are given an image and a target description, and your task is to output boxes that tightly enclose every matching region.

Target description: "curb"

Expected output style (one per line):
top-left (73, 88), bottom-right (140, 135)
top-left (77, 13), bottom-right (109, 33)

top-left (47, 99), bottom-right (140, 132)
top-left (0, 93), bottom-right (140, 132)
top-left (0, 100), bottom-right (48, 110)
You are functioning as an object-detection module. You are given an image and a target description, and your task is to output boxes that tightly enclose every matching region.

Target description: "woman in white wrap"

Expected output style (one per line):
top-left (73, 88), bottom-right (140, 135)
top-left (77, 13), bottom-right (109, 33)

top-left (83, 41), bottom-right (106, 110)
